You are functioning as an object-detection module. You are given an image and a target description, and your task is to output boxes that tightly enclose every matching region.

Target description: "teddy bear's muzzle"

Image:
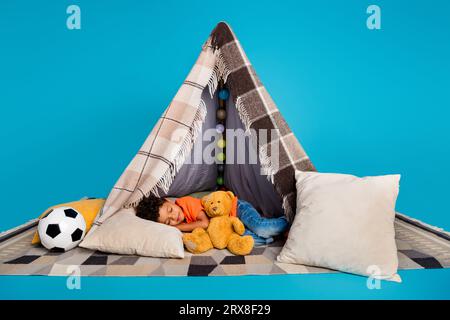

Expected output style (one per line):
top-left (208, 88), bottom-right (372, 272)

top-left (209, 206), bottom-right (223, 217)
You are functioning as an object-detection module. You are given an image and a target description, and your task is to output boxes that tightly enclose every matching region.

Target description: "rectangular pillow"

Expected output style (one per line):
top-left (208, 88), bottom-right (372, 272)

top-left (277, 171), bottom-right (401, 282)
top-left (79, 208), bottom-right (184, 258)
top-left (32, 198), bottom-right (105, 245)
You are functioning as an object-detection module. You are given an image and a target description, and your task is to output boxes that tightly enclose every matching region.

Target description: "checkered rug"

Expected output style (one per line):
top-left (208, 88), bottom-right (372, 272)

top-left (0, 214), bottom-right (449, 276)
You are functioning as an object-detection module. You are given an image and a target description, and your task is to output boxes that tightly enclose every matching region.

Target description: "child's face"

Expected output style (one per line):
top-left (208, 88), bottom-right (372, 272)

top-left (157, 200), bottom-right (184, 226)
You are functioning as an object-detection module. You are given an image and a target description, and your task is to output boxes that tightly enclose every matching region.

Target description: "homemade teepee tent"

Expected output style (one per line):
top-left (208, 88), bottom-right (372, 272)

top-left (86, 22), bottom-right (315, 238)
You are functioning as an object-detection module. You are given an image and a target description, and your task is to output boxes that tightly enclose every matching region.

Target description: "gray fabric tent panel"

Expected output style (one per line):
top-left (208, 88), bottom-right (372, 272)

top-left (224, 95), bottom-right (284, 218)
top-left (160, 89), bottom-right (218, 197)
top-left (159, 88), bottom-right (284, 218)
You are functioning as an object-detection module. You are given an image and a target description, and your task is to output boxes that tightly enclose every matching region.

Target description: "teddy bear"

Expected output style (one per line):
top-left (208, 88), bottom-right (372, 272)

top-left (182, 191), bottom-right (254, 256)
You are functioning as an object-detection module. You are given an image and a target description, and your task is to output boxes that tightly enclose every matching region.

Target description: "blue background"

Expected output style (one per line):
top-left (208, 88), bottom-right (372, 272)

top-left (1, 0), bottom-right (449, 299)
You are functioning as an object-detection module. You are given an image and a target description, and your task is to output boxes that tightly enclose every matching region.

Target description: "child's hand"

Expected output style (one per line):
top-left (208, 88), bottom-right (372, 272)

top-left (173, 218), bottom-right (208, 232)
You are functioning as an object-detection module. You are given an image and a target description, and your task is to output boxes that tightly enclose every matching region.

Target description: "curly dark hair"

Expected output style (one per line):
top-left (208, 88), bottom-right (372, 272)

top-left (135, 195), bottom-right (166, 222)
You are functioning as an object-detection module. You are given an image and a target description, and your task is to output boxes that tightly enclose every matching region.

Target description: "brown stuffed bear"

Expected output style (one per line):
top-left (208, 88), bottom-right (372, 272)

top-left (182, 191), bottom-right (254, 255)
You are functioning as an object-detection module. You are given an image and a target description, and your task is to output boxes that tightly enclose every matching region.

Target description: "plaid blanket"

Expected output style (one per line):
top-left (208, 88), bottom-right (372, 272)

top-left (90, 22), bottom-right (315, 234)
top-left (90, 37), bottom-right (221, 230)
top-left (209, 22), bottom-right (315, 221)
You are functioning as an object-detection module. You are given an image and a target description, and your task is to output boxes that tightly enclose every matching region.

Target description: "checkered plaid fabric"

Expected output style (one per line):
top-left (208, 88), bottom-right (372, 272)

top-left (91, 37), bottom-right (220, 231)
top-left (209, 22), bottom-right (316, 221)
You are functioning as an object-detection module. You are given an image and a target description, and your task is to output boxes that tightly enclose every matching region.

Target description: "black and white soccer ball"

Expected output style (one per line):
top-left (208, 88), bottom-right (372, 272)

top-left (38, 206), bottom-right (86, 252)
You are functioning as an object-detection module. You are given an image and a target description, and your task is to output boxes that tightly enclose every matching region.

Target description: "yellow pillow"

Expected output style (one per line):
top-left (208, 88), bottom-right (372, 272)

top-left (31, 198), bottom-right (105, 245)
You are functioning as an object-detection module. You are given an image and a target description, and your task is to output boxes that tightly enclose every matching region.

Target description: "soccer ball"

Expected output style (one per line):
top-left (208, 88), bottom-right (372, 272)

top-left (38, 206), bottom-right (86, 252)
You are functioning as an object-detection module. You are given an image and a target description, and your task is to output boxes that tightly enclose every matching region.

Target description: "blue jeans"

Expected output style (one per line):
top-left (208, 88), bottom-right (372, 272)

top-left (237, 199), bottom-right (289, 246)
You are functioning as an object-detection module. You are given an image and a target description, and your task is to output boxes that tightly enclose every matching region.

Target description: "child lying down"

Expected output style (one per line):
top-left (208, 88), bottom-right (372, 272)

top-left (134, 192), bottom-right (289, 246)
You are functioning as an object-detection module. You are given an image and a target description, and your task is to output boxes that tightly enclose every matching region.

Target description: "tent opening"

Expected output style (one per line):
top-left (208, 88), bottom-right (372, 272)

top-left (160, 84), bottom-right (284, 218)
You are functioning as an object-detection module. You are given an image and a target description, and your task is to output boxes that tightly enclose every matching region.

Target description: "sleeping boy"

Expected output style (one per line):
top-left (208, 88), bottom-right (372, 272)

top-left (135, 193), bottom-right (289, 246)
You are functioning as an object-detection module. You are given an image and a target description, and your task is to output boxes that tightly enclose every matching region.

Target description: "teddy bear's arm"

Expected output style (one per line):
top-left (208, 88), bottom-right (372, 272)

top-left (230, 217), bottom-right (245, 235)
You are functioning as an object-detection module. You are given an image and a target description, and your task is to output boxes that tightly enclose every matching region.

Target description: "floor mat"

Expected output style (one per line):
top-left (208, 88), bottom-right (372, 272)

top-left (0, 214), bottom-right (449, 276)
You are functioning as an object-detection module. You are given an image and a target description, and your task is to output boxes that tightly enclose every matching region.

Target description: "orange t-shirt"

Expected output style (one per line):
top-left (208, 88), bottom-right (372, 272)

top-left (175, 195), bottom-right (238, 223)
top-left (175, 196), bottom-right (203, 223)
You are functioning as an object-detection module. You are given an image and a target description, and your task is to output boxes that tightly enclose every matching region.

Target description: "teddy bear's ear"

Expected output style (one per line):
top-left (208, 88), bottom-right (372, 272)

top-left (201, 194), bottom-right (210, 206)
top-left (226, 191), bottom-right (235, 199)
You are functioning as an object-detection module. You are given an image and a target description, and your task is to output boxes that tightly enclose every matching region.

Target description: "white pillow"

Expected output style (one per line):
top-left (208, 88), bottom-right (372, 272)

top-left (79, 208), bottom-right (184, 258)
top-left (277, 171), bottom-right (401, 282)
